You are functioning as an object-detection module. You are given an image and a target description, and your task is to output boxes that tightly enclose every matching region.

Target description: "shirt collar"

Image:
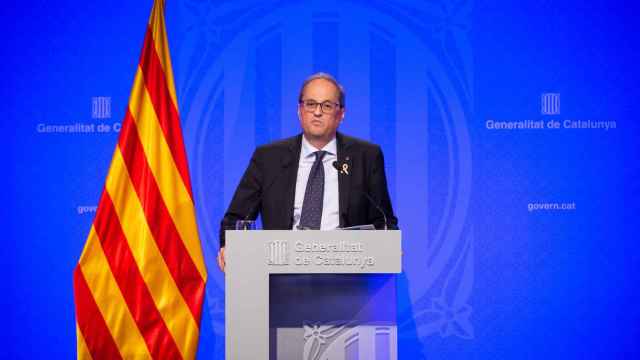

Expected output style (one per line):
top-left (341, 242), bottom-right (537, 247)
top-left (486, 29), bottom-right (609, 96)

top-left (301, 135), bottom-right (337, 159)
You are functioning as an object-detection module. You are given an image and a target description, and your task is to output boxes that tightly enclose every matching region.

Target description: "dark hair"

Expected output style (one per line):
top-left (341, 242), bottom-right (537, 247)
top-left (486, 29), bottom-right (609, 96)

top-left (298, 72), bottom-right (345, 107)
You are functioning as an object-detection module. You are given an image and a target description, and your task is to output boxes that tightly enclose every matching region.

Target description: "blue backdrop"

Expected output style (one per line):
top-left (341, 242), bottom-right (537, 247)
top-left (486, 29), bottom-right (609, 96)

top-left (5, 0), bottom-right (639, 358)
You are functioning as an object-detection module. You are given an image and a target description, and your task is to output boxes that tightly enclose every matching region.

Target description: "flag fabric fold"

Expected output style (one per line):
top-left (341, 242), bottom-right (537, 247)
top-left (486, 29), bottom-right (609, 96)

top-left (73, 1), bottom-right (207, 358)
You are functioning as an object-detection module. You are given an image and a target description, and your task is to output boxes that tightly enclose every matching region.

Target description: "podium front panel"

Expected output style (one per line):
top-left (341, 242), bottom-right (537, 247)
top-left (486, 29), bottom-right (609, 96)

top-left (225, 230), bottom-right (401, 360)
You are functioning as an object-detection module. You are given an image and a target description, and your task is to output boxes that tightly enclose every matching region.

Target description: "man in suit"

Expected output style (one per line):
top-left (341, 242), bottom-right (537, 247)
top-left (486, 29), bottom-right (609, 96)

top-left (217, 72), bottom-right (398, 270)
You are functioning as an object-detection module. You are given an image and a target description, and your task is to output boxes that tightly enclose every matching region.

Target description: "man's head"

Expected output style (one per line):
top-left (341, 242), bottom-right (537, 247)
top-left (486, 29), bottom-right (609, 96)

top-left (297, 72), bottom-right (345, 147)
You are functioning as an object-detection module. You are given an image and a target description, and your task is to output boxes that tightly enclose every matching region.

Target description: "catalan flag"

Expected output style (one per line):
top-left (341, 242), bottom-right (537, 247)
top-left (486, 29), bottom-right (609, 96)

top-left (73, 1), bottom-right (207, 358)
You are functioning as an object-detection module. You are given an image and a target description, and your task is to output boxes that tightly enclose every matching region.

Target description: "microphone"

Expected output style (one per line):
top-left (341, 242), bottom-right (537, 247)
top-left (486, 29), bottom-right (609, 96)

top-left (242, 198), bottom-right (260, 223)
top-left (239, 154), bottom-right (294, 228)
top-left (221, 155), bottom-right (294, 245)
top-left (243, 157), bottom-right (292, 222)
top-left (361, 191), bottom-right (388, 231)
top-left (332, 161), bottom-right (388, 230)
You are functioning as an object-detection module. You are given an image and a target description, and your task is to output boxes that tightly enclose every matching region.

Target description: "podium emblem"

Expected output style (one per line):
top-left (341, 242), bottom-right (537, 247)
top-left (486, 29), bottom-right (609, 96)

top-left (266, 240), bottom-right (289, 265)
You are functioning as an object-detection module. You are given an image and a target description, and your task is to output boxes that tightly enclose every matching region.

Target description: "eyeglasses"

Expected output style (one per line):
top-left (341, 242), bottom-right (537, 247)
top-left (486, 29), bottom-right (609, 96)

top-left (299, 99), bottom-right (341, 114)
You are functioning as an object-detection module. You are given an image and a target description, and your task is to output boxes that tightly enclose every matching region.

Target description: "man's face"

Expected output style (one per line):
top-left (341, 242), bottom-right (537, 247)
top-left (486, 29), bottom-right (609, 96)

top-left (298, 79), bottom-right (344, 144)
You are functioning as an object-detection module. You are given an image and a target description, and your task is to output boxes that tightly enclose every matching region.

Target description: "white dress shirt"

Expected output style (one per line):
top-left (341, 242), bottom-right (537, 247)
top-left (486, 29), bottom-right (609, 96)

top-left (292, 136), bottom-right (340, 230)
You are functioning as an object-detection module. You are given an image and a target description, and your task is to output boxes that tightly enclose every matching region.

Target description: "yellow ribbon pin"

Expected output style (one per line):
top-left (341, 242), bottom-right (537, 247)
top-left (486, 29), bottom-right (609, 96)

top-left (341, 163), bottom-right (349, 175)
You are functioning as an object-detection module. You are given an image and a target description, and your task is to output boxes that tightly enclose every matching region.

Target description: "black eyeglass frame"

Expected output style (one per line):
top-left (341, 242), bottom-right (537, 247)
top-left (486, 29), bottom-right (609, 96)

top-left (299, 99), bottom-right (343, 114)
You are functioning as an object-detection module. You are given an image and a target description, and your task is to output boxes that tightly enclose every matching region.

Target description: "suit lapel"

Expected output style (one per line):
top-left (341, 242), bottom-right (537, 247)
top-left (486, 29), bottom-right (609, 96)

top-left (282, 134), bottom-right (302, 228)
top-left (336, 132), bottom-right (353, 227)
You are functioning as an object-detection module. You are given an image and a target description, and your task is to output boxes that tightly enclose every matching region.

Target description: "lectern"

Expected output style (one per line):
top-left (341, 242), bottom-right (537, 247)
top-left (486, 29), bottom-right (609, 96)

top-left (225, 230), bottom-right (401, 359)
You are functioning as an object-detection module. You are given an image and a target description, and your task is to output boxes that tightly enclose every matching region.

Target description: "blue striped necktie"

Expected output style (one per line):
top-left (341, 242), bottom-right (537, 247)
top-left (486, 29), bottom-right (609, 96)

top-left (299, 150), bottom-right (327, 229)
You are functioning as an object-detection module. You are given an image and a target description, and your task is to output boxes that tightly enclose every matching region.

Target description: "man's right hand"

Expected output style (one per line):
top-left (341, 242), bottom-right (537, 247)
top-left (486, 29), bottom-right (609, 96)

top-left (217, 247), bottom-right (226, 272)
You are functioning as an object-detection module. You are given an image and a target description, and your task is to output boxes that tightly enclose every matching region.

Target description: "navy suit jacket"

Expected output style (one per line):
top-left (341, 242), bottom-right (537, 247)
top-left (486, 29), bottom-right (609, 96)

top-left (219, 132), bottom-right (398, 247)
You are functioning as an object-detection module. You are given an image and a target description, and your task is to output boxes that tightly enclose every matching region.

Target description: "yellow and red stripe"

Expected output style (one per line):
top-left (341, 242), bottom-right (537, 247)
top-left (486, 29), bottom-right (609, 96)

top-left (73, 1), bottom-right (207, 359)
